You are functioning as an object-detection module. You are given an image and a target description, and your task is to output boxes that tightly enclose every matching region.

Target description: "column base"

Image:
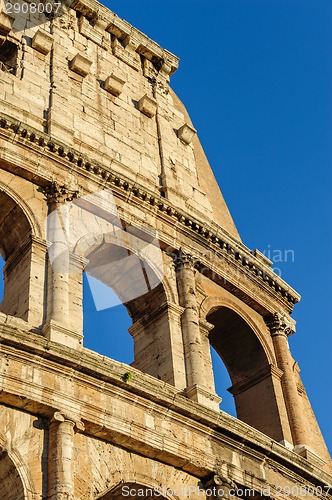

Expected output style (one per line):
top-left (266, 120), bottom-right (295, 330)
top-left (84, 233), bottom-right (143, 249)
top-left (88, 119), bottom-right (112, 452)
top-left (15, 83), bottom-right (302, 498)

top-left (186, 384), bottom-right (222, 411)
top-left (43, 320), bottom-right (82, 349)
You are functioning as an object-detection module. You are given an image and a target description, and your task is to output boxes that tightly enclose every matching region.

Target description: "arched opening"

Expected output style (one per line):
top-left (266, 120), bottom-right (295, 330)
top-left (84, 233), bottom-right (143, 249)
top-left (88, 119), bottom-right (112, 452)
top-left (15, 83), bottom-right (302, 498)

top-left (50, 189), bottom-right (182, 385)
top-left (207, 306), bottom-right (286, 441)
top-left (97, 482), bottom-right (169, 499)
top-left (0, 190), bottom-right (32, 320)
top-left (0, 448), bottom-right (25, 500)
top-left (83, 272), bottom-right (133, 364)
top-left (0, 253), bottom-right (4, 303)
top-left (208, 307), bottom-right (268, 386)
top-left (210, 345), bottom-right (236, 417)
top-left (80, 237), bottom-right (179, 385)
top-left (82, 238), bottom-right (162, 369)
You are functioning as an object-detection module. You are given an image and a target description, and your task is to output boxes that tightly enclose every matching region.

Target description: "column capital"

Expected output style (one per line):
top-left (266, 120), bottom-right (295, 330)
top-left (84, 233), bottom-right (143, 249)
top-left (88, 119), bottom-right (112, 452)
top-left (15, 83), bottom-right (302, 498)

top-left (265, 312), bottom-right (296, 336)
top-left (204, 474), bottom-right (237, 499)
top-left (50, 411), bottom-right (85, 432)
top-left (45, 182), bottom-right (79, 205)
top-left (173, 248), bottom-right (198, 270)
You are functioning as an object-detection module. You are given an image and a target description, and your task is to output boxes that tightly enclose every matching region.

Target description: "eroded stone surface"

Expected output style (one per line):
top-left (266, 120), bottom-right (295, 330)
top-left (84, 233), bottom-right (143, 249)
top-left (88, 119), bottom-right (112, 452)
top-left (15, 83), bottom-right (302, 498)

top-left (0, 0), bottom-right (330, 498)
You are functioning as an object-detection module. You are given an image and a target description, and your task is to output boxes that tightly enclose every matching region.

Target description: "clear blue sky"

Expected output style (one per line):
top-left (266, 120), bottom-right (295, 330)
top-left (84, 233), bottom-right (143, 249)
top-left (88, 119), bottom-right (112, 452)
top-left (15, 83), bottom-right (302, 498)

top-left (1, 0), bottom-right (331, 453)
top-left (96, 0), bottom-right (332, 451)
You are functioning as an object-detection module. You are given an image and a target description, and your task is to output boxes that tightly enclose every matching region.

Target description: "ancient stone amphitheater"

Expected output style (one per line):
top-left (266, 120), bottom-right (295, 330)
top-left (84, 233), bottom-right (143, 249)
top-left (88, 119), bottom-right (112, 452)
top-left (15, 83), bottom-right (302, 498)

top-left (0, 1), bottom-right (330, 498)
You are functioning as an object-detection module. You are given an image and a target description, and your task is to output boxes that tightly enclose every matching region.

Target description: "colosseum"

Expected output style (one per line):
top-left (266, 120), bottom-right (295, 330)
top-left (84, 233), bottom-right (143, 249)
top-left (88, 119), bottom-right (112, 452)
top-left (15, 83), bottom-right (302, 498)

top-left (0, 0), bottom-right (330, 498)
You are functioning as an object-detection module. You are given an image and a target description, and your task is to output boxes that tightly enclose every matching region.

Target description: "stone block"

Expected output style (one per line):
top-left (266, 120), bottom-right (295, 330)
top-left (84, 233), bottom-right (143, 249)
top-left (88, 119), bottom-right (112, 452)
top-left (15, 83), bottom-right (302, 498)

top-left (177, 122), bottom-right (196, 144)
top-left (0, 11), bottom-right (14, 35)
top-left (112, 37), bottom-right (141, 71)
top-left (32, 29), bottom-right (53, 55)
top-left (104, 73), bottom-right (126, 97)
top-left (138, 94), bottom-right (157, 118)
top-left (69, 53), bottom-right (92, 77)
top-left (47, 109), bottom-right (74, 142)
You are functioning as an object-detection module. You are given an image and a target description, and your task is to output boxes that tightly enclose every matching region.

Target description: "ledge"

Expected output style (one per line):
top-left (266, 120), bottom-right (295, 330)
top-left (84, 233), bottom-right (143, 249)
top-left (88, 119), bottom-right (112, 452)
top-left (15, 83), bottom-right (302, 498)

top-left (0, 111), bottom-right (301, 312)
top-left (0, 11), bottom-right (14, 35)
top-left (0, 322), bottom-right (331, 485)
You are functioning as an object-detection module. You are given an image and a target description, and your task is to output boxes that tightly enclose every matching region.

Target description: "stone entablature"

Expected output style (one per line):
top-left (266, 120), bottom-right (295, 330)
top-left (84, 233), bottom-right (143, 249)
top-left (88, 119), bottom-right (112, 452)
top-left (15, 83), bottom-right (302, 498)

top-left (71, 0), bottom-right (179, 75)
top-left (0, 321), bottom-right (331, 497)
top-left (0, 113), bottom-right (300, 313)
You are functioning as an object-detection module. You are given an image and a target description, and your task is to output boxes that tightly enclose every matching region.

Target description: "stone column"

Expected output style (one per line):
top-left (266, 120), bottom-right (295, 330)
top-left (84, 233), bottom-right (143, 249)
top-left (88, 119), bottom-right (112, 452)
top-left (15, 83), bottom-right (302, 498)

top-left (43, 183), bottom-right (80, 348)
top-left (48, 411), bottom-right (84, 500)
top-left (267, 313), bottom-right (307, 450)
top-left (175, 251), bottom-right (220, 409)
top-left (175, 252), bottom-right (206, 388)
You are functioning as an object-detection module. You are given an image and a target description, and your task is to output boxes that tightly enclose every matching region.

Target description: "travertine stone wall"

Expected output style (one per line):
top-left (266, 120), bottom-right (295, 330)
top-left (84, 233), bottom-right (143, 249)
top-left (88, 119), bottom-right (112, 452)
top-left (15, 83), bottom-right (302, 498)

top-left (0, 0), bottom-right (331, 497)
top-left (0, 1), bottom-right (238, 234)
top-left (0, 328), bottom-right (331, 499)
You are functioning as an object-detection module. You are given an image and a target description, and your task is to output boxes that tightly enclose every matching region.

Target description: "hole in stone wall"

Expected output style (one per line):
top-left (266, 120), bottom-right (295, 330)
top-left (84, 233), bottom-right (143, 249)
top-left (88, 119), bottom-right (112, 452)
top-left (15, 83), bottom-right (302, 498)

top-left (83, 272), bottom-right (134, 364)
top-left (0, 39), bottom-right (18, 75)
top-left (0, 254), bottom-right (4, 303)
top-left (210, 345), bottom-right (236, 417)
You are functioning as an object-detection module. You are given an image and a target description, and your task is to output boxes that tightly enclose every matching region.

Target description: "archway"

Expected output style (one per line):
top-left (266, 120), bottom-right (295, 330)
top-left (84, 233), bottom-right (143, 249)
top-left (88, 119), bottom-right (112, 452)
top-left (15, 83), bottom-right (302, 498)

top-left (83, 271), bottom-right (134, 364)
top-left (0, 190), bottom-right (35, 322)
top-left (97, 482), bottom-right (169, 499)
top-left (0, 448), bottom-right (25, 500)
top-left (80, 236), bottom-right (181, 386)
top-left (0, 253), bottom-right (4, 303)
top-left (208, 307), bottom-right (269, 386)
top-left (207, 306), bottom-right (287, 441)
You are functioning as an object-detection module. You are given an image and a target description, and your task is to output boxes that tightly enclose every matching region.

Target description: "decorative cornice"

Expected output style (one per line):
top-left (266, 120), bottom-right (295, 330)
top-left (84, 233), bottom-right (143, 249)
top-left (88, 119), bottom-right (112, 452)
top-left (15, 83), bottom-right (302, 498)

top-left (70, 0), bottom-right (179, 76)
top-left (0, 113), bottom-right (301, 309)
top-left (1, 325), bottom-right (331, 485)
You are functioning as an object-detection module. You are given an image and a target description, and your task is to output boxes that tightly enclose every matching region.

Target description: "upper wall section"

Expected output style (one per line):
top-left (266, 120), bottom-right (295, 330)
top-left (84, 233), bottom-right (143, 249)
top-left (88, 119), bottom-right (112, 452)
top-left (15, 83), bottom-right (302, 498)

top-left (0, 0), bottom-right (240, 241)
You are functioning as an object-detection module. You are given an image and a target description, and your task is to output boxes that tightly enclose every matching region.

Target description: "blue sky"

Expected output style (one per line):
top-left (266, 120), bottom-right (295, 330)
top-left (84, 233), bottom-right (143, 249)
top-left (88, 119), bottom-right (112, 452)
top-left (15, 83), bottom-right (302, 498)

top-left (0, 0), bottom-right (331, 453)
top-left (99, 0), bottom-right (332, 450)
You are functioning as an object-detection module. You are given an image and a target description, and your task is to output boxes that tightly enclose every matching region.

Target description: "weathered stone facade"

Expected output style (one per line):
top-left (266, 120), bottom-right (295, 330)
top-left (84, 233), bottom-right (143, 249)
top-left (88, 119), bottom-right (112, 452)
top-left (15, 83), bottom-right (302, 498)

top-left (0, 1), bottom-right (331, 498)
